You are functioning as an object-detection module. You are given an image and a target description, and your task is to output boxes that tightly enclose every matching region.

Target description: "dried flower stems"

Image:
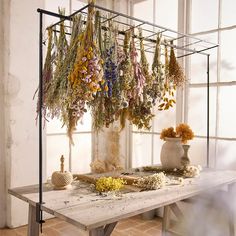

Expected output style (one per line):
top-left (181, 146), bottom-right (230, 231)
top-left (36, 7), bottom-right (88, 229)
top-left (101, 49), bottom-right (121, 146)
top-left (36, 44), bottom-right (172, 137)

top-left (169, 41), bottom-right (185, 86)
top-left (128, 32), bottom-right (153, 130)
top-left (46, 9), bottom-right (68, 118)
top-left (36, 5), bottom-right (188, 141)
top-left (67, 2), bottom-right (104, 142)
top-left (34, 27), bottom-right (54, 121)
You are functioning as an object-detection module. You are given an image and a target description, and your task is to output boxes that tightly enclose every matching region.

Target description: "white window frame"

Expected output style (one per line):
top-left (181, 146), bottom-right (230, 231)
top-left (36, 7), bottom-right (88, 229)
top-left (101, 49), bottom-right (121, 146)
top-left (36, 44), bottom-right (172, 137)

top-left (185, 0), bottom-right (236, 167)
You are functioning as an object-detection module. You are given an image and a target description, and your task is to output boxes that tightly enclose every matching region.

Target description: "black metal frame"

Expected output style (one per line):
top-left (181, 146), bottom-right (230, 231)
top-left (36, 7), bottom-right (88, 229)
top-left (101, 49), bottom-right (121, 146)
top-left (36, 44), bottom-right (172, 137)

top-left (36, 3), bottom-right (217, 229)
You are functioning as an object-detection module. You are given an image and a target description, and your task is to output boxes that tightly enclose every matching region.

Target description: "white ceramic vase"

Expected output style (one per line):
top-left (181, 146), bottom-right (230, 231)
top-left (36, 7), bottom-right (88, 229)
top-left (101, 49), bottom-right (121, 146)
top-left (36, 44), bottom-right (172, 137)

top-left (160, 137), bottom-right (184, 169)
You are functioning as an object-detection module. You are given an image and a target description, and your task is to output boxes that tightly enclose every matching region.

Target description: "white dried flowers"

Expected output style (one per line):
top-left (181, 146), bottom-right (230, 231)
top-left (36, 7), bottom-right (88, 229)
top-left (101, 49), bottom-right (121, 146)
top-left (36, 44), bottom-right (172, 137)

top-left (183, 165), bottom-right (202, 178)
top-left (135, 173), bottom-right (166, 190)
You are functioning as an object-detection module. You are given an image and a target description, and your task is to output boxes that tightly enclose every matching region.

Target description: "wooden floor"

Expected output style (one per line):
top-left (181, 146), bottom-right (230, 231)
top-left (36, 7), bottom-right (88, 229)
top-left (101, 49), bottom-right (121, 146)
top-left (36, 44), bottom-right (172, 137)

top-left (0, 215), bottom-right (162, 236)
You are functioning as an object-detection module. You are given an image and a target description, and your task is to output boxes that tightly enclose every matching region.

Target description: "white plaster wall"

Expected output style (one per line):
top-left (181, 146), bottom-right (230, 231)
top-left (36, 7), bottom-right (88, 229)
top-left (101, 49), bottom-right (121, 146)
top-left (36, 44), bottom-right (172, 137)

top-left (1, 0), bottom-right (44, 228)
top-left (0, 0), bottom-right (130, 228)
top-left (0, 0), bottom-right (7, 229)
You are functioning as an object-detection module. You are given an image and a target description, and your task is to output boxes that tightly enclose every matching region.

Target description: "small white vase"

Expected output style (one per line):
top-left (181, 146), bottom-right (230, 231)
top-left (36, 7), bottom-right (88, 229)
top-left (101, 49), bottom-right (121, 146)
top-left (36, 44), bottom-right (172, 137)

top-left (160, 137), bottom-right (184, 169)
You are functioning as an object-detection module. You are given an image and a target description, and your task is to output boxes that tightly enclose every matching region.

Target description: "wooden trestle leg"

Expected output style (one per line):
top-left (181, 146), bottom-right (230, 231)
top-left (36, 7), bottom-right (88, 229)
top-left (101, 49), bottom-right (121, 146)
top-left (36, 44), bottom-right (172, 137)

top-left (89, 222), bottom-right (117, 236)
top-left (229, 183), bottom-right (236, 236)
top-left (27, 204), bottom-right (39, 236)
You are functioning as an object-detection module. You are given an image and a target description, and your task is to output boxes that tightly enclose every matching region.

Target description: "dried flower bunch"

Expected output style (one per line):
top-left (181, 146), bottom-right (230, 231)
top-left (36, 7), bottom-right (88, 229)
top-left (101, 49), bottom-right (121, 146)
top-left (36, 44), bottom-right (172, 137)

top-left (160, 123), bottom-right (194, 144)
top-left (169, 42), bottom-right (185, 87)
top-left (182, 165), bottom-right (202, 178)
top-left (35, 0), bottom-right (187, 142)
top-left (95, 177), bottom-right (126, 193)
top-left (135, 173), bottom-right (166, 190)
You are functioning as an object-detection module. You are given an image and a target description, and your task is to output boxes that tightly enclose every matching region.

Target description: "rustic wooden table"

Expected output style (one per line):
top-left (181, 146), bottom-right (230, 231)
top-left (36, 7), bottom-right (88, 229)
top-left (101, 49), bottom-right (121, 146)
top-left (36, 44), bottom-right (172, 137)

top-left (8, 169), bottom-right (236, 236)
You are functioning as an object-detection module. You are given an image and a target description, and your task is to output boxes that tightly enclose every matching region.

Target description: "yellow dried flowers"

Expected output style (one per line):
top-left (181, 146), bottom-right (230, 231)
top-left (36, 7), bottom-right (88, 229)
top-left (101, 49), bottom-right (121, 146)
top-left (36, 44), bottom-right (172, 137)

top-left (160, 127), bottom-right (176, 140)
top-left (160, 123), bottom-right (194, 144)
top-left (95, 177), bottom-right (126, 193)
top-left (176, 123), bottom-right (194, 144)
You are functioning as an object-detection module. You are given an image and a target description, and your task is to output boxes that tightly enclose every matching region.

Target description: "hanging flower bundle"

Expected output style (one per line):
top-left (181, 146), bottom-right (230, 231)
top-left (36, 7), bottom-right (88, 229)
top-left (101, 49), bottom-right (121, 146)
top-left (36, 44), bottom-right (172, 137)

top-left (35, 2), bottom-right (187, 141)
top-left (127, 31), bottom-right (153, 130)
top-left (46, 8), bottom-right (69, 119)
top-left (34, 27), bottom-right (54, 122)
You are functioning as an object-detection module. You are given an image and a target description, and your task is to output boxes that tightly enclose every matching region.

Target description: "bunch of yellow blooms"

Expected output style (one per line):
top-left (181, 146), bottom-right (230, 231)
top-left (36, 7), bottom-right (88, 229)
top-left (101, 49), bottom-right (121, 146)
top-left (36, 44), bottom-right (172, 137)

top-left (160, 127), bottom-right (176, 140)
top-left (95, 177), bottom-right (126, 193)
top-left (160, 123), bottom-right (194, 144)
top-left (176, 123), bottom-right (194, 144)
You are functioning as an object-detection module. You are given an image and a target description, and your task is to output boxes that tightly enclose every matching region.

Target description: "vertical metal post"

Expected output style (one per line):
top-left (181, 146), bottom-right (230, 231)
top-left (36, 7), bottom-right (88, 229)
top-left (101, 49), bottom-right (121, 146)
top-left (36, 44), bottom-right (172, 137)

top-left (207, 54), bottom-right (210, 168)
top-left (36, 9), bottom-right (45, 231)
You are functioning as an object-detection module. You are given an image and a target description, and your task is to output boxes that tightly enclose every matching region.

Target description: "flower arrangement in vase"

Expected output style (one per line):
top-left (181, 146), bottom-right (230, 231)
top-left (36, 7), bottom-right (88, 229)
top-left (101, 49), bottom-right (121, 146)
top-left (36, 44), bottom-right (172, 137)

top-left (160, 123), bottom-right (194, 169)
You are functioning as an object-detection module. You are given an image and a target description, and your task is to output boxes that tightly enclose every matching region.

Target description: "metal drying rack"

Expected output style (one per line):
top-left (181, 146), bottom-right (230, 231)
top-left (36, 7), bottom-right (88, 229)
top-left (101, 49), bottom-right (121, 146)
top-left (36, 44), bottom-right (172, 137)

top-left (36, 3), bottom-right (218, 230)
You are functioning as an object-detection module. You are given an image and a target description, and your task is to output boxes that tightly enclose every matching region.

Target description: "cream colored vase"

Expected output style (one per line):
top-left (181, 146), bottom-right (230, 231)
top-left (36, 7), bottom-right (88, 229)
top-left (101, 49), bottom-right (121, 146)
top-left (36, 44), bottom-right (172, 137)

top-left (160, 137), bottom-right (184, 169)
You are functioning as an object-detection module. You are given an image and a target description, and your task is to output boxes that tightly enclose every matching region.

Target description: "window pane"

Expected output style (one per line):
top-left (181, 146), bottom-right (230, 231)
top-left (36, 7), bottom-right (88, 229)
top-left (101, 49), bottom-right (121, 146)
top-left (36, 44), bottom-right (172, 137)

top-left (220, 30), bottom-right (236, 82)
top-left (216, 140), bottom-right (236, 169)
top-left (133, 0), bottom-right (153, 23)
top-left (132, 133), bottom-right (152, 167)
top-left (46, 118), bottom-right (67, 134)
top-left (188, 87), bottom-right (217, 136)
top-left (45, 0), bottom-right (70, 26)
top-left (191, 0), bottom-right (218, 33)
top-left (76, 110), bottom-right (92, 132)
top-left (71, 133), bottom-right (92, 174)
top-left (47, 110), bottom-right (91, 133)
top-left (218, 86), bottom-right (236, 138)
top-left (153, 106), bottom-right (176, 133)
top-left (188, 138), bottom-right (216, 167)
top-left (72, 0), bottom-right (86, 12)
top-left (190, 34), bottom-right (218, 84)
top-left (46, 135), bottom-right (70, 178)
top-left (153, 134), bottom-right (162, 165)
top-left (221, 0), bottom-right (236, 27)
top-left (156, 0), bottom-right (178, 30)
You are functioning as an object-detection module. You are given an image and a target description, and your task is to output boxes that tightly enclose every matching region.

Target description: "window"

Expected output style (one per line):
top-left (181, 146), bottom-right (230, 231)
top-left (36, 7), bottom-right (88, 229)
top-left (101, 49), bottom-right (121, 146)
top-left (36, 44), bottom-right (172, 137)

top-left (186, 0), bottom-right (236, 168)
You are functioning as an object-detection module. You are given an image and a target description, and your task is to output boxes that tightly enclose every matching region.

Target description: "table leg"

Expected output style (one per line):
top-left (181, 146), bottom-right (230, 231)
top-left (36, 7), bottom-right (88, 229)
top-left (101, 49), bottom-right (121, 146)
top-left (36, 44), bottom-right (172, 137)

top-left (89, 222), bottom-right (117, 236)
top-left (27, 204), bottom-right (39, 236)
top-left (162, 205), bottom-right (170, 236)
top-left (229, 183), bottom-right (236, 236)
top-left (89, 227), bottom-right (104, 236)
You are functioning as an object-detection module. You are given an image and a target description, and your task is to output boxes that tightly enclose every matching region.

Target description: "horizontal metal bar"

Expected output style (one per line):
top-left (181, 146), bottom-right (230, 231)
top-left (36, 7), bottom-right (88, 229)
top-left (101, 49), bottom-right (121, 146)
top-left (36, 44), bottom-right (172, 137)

top-left (191, 24), bottom-right (236, 37)
top-left (37, 8), bottom-right (70, 20)
top-left (145, 30), bottom-right (167, 40)
top-left (38, 3), bottom-right (218, 58)
top-left (92, 4), bottom-right (217, 47)
top-left (47, 131), bottom-right (92, 136)
top-left (189, 81), bottom-right (236, 87)
top-left (124, 22), bottom-right (145, 32)
top-left (53, 29), bottom-right (71, 36)
top-left (181, 39), bottom-right (202, 48)
top-left (49, 22), bottom-right (208, 57)
top-left (48, 4), bottom-right (90, 29)
top-left (177, 45), bottom-right (218, 58)
top-left (101, 13), bottom-right (120, 24)
top-left (132, 131), bottom-right (236, 140)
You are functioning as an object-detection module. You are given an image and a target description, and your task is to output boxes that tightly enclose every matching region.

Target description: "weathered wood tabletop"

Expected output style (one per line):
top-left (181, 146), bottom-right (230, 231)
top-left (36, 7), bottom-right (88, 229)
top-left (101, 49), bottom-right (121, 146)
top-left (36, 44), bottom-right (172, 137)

top-left (8, 169), bottom-right (236, 236)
